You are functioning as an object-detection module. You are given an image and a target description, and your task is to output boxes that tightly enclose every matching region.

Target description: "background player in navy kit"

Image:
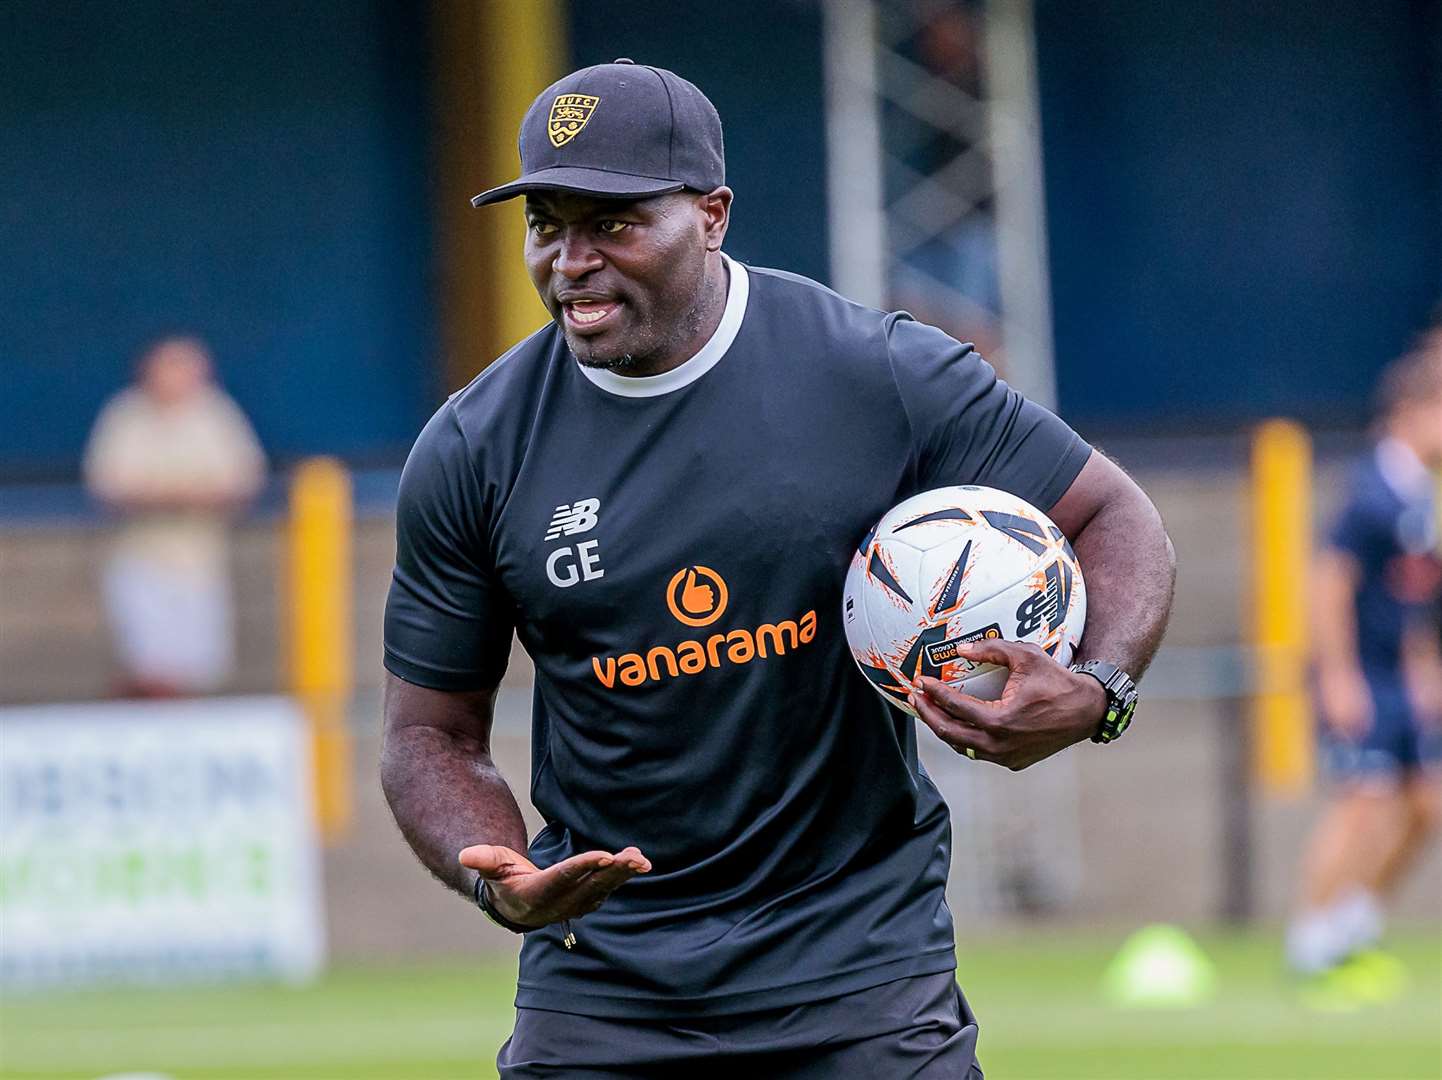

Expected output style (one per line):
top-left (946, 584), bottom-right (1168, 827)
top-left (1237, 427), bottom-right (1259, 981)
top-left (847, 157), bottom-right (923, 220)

top-left (1287, 331), bottom-right (1442, 996)
top-left (381, 61), bottom-right (1175, 1076)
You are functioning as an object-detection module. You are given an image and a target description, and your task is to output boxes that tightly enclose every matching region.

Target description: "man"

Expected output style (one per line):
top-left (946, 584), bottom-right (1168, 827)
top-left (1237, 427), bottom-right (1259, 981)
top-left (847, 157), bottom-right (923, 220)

top-left (84, 334), bottom-right (265, 696)
top-left (382, 61), bottom-right (1174, 1077)
top-left (1287, 331), bottom-right (1442, 998)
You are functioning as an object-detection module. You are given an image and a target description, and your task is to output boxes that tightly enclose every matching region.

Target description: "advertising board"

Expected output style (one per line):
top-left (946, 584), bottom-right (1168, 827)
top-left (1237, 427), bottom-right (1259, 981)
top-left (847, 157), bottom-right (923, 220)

top-left (0, 696), bottom-right (325, 988)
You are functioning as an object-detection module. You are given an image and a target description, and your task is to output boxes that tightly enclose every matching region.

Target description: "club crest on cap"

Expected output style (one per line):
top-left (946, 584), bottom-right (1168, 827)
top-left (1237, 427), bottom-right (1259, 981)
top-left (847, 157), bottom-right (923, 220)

top-left (548, 94), bottom-right (600, 147)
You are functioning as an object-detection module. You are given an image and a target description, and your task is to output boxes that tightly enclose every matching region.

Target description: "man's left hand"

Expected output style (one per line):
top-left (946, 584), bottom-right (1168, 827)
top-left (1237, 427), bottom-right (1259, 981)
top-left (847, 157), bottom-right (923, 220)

top-left (910, 639), bottom-right (1107, 770)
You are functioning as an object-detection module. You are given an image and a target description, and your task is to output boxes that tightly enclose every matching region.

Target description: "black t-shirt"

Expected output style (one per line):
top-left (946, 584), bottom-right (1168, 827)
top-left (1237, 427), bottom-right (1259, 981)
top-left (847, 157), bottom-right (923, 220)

top-left (384, 257), bottom-right (1091, 1018)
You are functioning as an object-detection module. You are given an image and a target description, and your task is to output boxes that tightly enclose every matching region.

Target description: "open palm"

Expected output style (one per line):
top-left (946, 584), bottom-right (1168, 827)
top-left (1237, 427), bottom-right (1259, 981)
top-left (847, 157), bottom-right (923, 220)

top-left (459, 843), bottom-right (651, 928)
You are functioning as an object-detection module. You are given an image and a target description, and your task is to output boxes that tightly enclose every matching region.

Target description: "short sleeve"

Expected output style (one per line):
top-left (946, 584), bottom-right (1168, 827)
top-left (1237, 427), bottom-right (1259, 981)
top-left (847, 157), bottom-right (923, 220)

top-left (1326, 472), bottom-right (1392, 569)
top-left (82, 397), bottom-right (129, 497)
top-left (383, 404), bottom-right (515, 690)
top-left (886, 316), bottom-right (1091, 510)
top-left (83, 392), bottom-right (150, 499)
top-left (210, 393), bottom-right (267, 497)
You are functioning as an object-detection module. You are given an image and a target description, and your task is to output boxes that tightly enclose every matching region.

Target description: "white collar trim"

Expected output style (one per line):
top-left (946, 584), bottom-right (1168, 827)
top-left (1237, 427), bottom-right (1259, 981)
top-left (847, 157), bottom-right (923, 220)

top-left (575, 254), bottom-right (748, 398)
top-left (1375, 436), bottom-right (1430, 500)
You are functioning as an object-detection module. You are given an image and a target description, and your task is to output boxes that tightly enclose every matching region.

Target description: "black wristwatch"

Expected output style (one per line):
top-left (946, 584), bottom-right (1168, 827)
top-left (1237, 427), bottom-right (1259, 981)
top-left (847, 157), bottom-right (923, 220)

top-left (1070, 660), bottom-right (1139, 744)
top-left (474, 876), bottom-right (535, 933)
top-left (473, 877), bottom-right (576, 949)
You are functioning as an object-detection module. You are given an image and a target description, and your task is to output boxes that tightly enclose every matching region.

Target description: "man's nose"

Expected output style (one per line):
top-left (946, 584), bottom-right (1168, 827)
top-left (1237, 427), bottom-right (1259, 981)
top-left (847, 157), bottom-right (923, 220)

top-left (553, 231), bottom-right (602, 280)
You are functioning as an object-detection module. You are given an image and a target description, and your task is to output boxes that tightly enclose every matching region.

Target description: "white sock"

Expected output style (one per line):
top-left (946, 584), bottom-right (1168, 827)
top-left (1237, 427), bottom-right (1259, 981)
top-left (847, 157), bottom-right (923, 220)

top-left (1333, 888), bottom-right (1384, 954)
top-left (1287, 908), bottom-right (1347, 974)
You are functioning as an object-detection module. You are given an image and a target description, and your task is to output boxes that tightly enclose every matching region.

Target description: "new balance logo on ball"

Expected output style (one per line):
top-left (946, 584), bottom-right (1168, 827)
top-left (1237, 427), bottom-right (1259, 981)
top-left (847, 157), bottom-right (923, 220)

top-left (545, 498), bottom-right (601, 541)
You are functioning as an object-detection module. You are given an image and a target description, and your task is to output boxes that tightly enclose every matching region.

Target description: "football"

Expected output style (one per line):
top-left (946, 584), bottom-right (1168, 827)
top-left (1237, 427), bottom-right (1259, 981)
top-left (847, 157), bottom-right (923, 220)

top-left (843, 485), bottom-right (1086, 715)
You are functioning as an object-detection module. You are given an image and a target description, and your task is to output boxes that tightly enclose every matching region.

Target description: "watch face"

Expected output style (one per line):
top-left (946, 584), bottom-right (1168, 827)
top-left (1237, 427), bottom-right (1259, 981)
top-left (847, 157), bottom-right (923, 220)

top-left (1115, 689), bottom-right (1138, 731)
top-left (1077, 661), bottom-right (1137, 743)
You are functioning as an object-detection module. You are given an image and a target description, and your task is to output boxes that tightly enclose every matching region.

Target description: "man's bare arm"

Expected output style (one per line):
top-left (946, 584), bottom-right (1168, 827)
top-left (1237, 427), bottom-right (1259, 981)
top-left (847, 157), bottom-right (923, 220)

top-left (1312, 550), bottom-right (1363, 672)
top-left (911, 449), bottom-right (1176, 769)
top-left (1309, 550), bottom-right (1372, 736)
top-left (381, 671), bottom-right (652, 924)
top-left (380, 672), bottom-right (527, 898)
top-left (1046, 448), bottom-right (1176, 678)
top-left (1401, 615), bottom-right (1442, 729)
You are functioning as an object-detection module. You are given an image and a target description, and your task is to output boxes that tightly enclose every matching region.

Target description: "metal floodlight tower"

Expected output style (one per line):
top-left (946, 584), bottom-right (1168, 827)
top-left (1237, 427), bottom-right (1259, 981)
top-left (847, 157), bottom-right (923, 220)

top-left (823, 0), bottom-right (1057, 411)
top-left (824, 0), bottom-right (1075, 918)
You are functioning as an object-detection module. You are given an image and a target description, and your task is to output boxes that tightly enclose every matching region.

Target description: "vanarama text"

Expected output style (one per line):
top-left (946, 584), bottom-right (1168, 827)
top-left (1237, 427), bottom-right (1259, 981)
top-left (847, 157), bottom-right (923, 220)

top-left (592, 611), bottom-right (818, 688)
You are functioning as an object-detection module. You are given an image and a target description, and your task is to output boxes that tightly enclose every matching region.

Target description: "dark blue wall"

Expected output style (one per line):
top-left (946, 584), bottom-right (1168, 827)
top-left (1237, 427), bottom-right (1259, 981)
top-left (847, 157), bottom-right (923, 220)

top-left (566, 0), bottom-right (830, 285)
top-left (7, 2), bottom-right (1436, 478)
top-left (1, 1), bottom-right (436, 477)
top-left (1037, 0), bottom-right (1442, 430)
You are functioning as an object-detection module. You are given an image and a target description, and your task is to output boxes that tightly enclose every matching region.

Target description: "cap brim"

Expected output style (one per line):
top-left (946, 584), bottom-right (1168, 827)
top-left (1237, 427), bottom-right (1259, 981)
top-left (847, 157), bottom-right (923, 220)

top-left (471, 167), bottom-right (686, 208)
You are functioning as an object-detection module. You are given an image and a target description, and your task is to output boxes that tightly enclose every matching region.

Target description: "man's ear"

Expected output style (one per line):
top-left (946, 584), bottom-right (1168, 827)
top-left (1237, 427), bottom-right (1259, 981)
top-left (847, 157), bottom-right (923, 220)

top-left (699, 186), bottom-right (733, 252)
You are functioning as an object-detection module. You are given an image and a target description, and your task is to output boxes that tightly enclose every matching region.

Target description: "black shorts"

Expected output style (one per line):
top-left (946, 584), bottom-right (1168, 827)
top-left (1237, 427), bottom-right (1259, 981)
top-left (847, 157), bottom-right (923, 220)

top-left (496, 970), bottom-right (983, 1078)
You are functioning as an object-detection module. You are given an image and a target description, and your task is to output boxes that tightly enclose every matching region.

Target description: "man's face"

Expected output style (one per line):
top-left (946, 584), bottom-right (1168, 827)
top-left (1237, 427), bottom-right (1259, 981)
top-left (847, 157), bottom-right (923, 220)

top-left (523, 189), bottom-right (728, 371)
top-left (1406, 393), bottom-right (1442, 468)
top-left (1396, 340), bottom-right (1442, 469)
top-left (142, 340), bottom-right (211, 406)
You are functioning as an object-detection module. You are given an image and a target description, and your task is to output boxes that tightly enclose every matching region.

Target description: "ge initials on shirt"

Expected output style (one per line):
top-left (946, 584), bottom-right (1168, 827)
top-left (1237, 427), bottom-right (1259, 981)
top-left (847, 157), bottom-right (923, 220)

top-left (545, 498), bottom-right (604, 588)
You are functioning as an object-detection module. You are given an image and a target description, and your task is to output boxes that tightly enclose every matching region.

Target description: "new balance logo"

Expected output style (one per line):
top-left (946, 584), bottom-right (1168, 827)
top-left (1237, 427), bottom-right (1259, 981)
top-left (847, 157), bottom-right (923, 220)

top-left (544, 497), bottom-right (604, 588)
top-left (545, 498), bottom-right (600, 541)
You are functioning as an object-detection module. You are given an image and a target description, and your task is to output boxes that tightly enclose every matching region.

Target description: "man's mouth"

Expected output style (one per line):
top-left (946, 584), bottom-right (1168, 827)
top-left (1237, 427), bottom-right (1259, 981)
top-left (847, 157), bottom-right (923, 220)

top-left (562, 299), bottom-right (621, 333)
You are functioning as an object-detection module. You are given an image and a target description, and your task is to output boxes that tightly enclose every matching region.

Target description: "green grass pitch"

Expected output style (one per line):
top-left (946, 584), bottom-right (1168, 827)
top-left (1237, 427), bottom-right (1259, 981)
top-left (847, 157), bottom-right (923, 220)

top-left (2, 929), bottom-right (1438, 1079)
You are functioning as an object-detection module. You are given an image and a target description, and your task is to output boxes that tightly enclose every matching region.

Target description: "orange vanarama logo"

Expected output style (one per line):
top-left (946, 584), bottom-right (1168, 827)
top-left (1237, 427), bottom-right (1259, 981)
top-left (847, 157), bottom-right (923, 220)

top-left (591, 565), bottom-right (817, 689)
top-left (548, 94), bottom-right (599, 147)
top-left (666, 565), bottom-right (728, 627)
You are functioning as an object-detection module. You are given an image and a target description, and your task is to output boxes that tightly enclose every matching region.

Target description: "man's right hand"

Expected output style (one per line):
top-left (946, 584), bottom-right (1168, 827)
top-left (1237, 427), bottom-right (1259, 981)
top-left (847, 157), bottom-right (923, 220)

top-left (1318, 666), bottom-right (1373, 740)
top-left (459, 843), bottom-right (651, 928)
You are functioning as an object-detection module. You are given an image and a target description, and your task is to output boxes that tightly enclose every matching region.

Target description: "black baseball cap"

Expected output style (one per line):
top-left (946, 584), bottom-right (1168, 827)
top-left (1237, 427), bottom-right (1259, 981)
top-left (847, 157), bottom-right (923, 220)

top-left (470, 60), bottom-right (725, 208)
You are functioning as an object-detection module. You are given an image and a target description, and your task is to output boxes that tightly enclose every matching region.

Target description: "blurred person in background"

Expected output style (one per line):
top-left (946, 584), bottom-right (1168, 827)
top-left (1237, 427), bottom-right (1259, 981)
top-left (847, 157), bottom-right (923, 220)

top-left (84, 334), bottom-right (266, 697)
top-left (1287, 328), bottom-right (1442, 1001)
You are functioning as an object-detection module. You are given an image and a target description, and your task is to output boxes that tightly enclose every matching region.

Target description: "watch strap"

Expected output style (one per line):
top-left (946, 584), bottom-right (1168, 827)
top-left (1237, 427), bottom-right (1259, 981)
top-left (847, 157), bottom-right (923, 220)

top-left (474, 876), bottom-right (537, 934)
top-left (473, 877), bottom-right (576, 948)
top-left (1070, 659), bottom-right (1139, 744)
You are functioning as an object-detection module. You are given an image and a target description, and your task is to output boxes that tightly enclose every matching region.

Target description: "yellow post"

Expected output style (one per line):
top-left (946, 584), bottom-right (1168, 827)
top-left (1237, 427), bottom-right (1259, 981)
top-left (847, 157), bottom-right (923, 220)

top-left (1248, 419), bottom-right (1314, 796)
top-left (287, 457), bottom-right (354, 840)
top-left (476, 0), bottom-right (564, 358)
top-left (429, 0), bottom-right (564, 387)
